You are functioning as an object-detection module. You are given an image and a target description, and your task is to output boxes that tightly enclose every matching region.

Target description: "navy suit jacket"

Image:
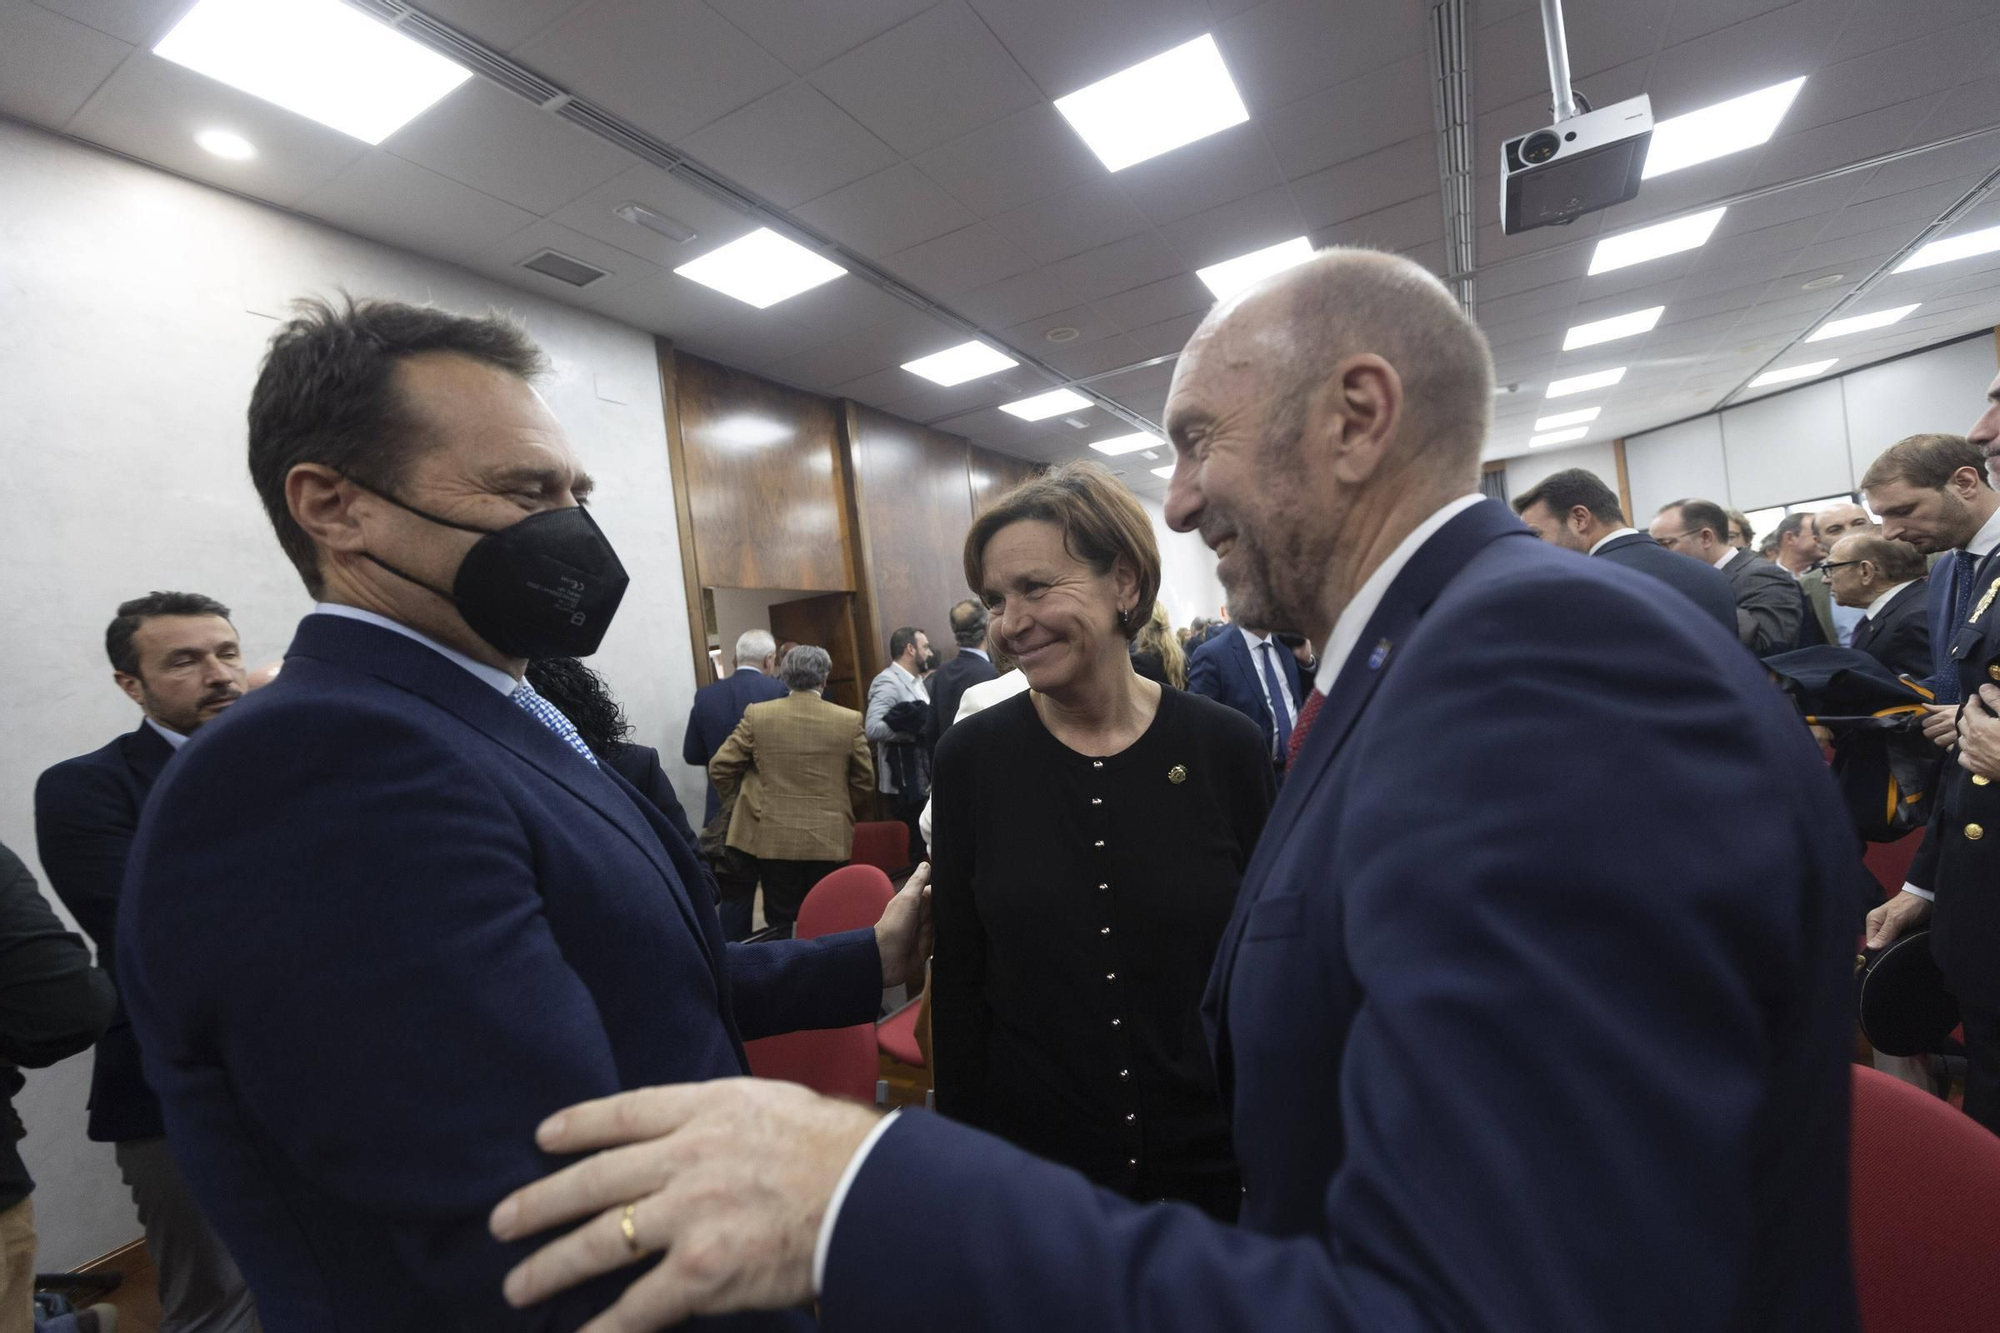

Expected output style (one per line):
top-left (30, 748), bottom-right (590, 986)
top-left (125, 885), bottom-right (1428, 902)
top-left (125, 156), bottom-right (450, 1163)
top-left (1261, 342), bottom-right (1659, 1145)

top-left (1591, 531), bottom-right (1738, 634)
top-left (118, 616), bottom-right (882, 1332)
top-left (1186, 628), bottom-right (1303, 762)
top-left (926, 649), bottom-right (997, 745)
top-left (822, 500), bottom-right (1859, 1333)
top-left (33, 722), bottom-right (175, 1143)
top-left (1919, 549), bottom-right (2000, 697)
top-left (1850, 580), bottom-right (1931, 683)
top-left (684, 668), bottom-right (788, 826)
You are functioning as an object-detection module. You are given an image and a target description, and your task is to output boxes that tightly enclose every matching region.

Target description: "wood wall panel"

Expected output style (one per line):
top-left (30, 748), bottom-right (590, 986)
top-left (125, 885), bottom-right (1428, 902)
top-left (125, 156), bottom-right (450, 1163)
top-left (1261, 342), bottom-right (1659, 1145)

top-left (847, 403), bottom-right (976, 674)
top-left (676, 353), bottom-right (850, 593)
top-left (967, 445), bottom-right (1041, 518)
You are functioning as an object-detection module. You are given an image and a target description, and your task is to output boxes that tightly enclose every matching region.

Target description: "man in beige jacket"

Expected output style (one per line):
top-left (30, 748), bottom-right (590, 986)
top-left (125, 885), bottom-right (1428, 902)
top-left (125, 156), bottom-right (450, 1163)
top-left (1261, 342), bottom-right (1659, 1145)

top-left (710, 645), bottom-right (875, 932)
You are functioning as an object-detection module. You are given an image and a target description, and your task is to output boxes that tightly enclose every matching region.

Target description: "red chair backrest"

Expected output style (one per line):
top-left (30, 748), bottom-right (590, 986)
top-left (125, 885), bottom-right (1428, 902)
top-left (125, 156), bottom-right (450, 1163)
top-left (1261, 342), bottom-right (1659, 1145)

top-left (744, 1026), bottom-right (878, 1103)
top-left (795, 864), bottom-right (894, 940)
top-left (849, 821), bottom-right (908, 876)
top-left (1862, 830), bottom-right (1924, 900)
top-left (1849, 1065), bottom-right (2000, 1330)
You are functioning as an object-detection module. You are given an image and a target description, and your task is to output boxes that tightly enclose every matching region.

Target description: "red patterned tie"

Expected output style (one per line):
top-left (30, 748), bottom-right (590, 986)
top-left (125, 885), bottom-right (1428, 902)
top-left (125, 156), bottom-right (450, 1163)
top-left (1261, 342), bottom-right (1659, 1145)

top-left (1287, 688), bottom-right (1325, 766)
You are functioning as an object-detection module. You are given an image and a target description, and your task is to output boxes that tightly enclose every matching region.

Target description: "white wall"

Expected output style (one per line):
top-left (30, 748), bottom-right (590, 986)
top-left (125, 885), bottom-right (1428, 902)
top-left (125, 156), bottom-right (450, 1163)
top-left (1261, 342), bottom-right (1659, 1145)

top-left (1142, 499), bottom-right (1226, 631)
top-left (0, 120), bottom-right (704, 1267)
top-left (1623, 334), bottom-right (1998, 515)
top-left (1503, 439), bottom-right (1622, 509)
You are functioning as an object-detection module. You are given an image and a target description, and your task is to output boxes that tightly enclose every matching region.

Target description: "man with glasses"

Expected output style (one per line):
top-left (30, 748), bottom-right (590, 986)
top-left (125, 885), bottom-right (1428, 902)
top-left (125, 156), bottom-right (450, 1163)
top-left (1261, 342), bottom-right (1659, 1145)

top-left (1821, 535), bottom-right (1930, 679)
top-left (1726, 510), bottom-right (1755, 550)
top-left (1803, 503), bottom-right (1880, 647)
top-left (1651, 498), bottom-right (1803, 655)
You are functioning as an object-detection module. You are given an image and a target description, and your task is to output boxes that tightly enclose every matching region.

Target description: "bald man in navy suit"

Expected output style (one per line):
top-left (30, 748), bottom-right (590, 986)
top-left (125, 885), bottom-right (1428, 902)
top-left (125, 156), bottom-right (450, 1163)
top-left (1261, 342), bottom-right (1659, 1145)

top-left (491, 249), bottom-right (1859, 1333)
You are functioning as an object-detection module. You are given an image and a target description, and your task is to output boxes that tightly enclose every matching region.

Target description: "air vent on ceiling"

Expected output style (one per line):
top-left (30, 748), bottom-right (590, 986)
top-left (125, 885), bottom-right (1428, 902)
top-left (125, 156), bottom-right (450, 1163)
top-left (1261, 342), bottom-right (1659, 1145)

top-left (520, 249), bottom-right (608, 288)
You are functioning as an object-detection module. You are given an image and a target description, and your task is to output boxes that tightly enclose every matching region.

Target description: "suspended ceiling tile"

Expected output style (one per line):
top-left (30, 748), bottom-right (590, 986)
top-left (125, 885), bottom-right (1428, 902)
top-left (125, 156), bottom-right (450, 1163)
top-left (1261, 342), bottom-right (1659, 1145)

top-left (0, 0), bottom-right (132, 129)
top-left (676, 81), bottom-right (899, 210)
top-left (963, 0), bottom-right (1211, 96)
top-left (909, 101), bottom-right (1107, 219)
top-left (517, 0), bottom-right (790, 143)
top-left (989, 174), bottom-right (1151, 264)
top-left (794, 160), bottom-right (976, 258)
top-left (383, 79), bottom-right (633, 216)
top-left (705, 0), bottom-right (938, 75)
top-left (297, 151), bottom-right (538, 264)
top-left (881, 222), bottom-right (1038, 298)
top-left (809, 1), bottom-right (1042, 158)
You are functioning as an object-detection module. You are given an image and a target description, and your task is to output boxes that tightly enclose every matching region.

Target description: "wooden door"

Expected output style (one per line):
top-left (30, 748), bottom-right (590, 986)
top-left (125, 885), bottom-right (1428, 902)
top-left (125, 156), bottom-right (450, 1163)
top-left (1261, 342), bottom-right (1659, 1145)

top-left (769, 593), bottom-right (864, 712)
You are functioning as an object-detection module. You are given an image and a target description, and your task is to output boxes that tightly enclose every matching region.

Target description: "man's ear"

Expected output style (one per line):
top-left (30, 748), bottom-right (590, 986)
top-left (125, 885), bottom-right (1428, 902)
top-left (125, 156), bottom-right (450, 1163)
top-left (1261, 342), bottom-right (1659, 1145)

top-left (1322, 354), bottom-right (1404, 487)
top-left (288, 463), bottom-right (370, 558)
top-left (113, 670), bottom-right (145, 710)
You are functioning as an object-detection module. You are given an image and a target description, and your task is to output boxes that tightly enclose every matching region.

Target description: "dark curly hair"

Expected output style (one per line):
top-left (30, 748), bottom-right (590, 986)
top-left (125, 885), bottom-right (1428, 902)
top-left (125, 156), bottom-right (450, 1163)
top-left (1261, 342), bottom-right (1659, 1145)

top-left (525, 657), bottom-right (632, 757)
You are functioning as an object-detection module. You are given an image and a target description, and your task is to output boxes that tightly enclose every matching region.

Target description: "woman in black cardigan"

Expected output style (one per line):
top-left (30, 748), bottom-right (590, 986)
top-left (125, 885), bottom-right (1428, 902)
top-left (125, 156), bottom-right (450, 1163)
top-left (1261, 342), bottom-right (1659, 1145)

top-left (930, 461), bottom-right (1273, 1220)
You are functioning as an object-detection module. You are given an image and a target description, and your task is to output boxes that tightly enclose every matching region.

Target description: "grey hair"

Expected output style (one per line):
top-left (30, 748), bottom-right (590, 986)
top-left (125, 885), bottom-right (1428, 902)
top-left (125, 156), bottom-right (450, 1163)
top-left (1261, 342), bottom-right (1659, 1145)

top-left (779, 645), bottom-right (832, 692)
top-left (735, 628), bottom-right (776, 666)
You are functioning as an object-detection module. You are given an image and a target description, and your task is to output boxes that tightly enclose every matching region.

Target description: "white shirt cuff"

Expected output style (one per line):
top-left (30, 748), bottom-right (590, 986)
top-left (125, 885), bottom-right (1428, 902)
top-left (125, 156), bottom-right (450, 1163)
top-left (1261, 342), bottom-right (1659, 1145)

top-left (1899, 881), bottom-right (1935, 902)
top-left (812, 1109), bottom-right (900, 1296)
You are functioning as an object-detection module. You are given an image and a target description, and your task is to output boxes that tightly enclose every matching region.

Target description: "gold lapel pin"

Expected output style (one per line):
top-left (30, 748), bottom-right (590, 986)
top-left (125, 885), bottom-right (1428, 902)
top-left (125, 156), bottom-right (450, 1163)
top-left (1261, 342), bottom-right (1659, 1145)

top-left (1167, 764), bottom-right (1187, 784)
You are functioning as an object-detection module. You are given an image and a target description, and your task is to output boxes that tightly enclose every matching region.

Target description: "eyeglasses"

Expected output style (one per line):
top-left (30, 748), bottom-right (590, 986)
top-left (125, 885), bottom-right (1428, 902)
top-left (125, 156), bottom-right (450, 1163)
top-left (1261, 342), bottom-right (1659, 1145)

top-left (1658, 530), bottom-right (1706, 549)
top-left (1810, 559), bottom-right (1865, 574)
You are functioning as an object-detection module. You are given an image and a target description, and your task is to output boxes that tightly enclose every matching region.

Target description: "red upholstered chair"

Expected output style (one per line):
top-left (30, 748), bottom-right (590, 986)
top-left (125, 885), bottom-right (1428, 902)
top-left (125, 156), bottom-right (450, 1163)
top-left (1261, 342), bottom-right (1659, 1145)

top-left (848, 821), bottom-right (909, 876)
top-left (1849, 1065), bottom-right (2000, 1331)
top-left (743, 866), bottom-right (894, 1103)
top-left (795, 864), bottom-right (894, 940)
top-left (877, 998), bottom-right (924, 1068)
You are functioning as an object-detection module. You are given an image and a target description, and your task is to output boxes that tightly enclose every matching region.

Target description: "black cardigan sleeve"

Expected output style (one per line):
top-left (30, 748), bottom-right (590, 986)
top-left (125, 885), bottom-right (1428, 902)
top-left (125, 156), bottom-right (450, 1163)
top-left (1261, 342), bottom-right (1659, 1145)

top-left (927, 718), bottom-right (990, 1126)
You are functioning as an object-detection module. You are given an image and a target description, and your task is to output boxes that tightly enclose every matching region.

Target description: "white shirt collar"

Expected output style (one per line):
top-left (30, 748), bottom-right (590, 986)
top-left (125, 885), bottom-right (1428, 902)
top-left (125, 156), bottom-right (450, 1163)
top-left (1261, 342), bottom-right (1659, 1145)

top-left (735, 663), bottom-right (765, 675)
top-left (313, 603), bottom-right (519, 696)
top-left (959, 646), bottom-right (989, 661)
top-left (1967, 502), bottom-right (2000, 559)
top-left (1711, 544), bottom-right (1739, 571)
top-left (1315, 494), bottom-right (1485, 696)
top-left (891, 661), bottom-right (919, 685)
top-left (1236, 625), bottom-right (1273, 653)
top-left (1865, 580), bottom-right (1918, 619)
top-left (1587, 527), bottom-right (1638, 556)
top-left (144, 718), bottom-right (189, 750)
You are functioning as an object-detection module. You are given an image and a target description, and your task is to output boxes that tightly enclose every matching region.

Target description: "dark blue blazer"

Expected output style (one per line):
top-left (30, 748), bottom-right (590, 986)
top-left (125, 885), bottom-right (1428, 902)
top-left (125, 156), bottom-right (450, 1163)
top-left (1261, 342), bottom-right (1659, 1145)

top-left (1591, 531), bottom-right (1738, 634)
top-left (683, 668), bottom-right (788, 825)
top-left (118, 616), bottom-right (882, 1332)
top-left (1920, 548), bottom-right (2000, 697)
top-left (33, 722), bottom-right (175, 1143)
top-left (1185, 627), bottom-right (1303, 762)
top-left (821, 501), bottom-right (1860, 1333)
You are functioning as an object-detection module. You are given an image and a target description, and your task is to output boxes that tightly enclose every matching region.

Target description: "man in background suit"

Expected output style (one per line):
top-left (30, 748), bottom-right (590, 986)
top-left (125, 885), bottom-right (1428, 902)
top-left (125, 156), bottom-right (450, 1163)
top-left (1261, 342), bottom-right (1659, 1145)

top-left (1804, 502), bottom-right (1877, 646)
top-left (710, 647), bottom-right (874, 932)
top-left (1513, 468), bottom-right (1735, 633)
top-left (33, 591), bottom-right (259, 1333)
top-left (491, 249), bottom-right (1858, 1333)
top-left (682, 629), bottom-right (786, 827)
top-left (1652, 498), bottom-right (1805, 654)
top-left (117, 297), bottom-right (927, 1331)
top-left (1826, 534), bottom-right (1930, 680)
top-left (1187, 617), bottom-right (1302, 776)
top-left (865, 627), bottom-right (932, 863)
top-left (1865, 389), bottom-right (2000, 1135)
top-left (926, 600), bottom-right (997, 748)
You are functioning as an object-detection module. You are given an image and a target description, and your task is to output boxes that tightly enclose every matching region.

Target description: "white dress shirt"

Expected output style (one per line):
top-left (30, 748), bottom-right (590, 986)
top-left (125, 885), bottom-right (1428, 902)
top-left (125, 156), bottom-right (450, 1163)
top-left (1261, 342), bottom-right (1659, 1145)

top-left (1586, 527), bottom-right (1638, 556)
top-left (1710, 544), bottom-right (1738, 572)
top-left (313, 602), bottom-right (518, 696)
top-left (144, 718), bottom-right (189, 750)
top-left (1315, 494), bottom-right (1486, 696)
top-left (1237, 626), bottom-right (1299, 758)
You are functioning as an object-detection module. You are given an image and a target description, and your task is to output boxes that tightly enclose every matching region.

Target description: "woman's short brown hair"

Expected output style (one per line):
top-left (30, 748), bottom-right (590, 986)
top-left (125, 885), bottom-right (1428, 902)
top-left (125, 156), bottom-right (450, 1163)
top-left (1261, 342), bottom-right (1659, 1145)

top-left (963, 460), bottom-right (1160, 640)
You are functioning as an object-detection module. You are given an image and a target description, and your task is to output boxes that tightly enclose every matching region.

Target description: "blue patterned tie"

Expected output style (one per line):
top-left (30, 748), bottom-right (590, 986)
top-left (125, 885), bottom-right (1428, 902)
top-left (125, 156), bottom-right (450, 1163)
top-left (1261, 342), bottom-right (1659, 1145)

top-left (1940, 549), bottom-right (1982, 704)
top-left (510, 681), bottom-right (599, 768)
top-left (1258, 641), bottom-right (1294, 761)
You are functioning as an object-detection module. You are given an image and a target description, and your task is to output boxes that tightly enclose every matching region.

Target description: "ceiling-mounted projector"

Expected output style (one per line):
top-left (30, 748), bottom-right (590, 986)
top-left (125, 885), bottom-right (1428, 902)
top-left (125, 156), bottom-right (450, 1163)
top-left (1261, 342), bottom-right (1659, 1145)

top-left (1500, 94), bottom-right (1653, 235)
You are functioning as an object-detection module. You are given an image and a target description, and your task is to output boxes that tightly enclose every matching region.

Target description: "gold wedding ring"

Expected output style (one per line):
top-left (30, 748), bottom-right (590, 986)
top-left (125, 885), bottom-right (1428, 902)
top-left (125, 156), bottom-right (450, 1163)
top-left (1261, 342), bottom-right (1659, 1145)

top-left (620, 1202), bottom-right (641, 1255)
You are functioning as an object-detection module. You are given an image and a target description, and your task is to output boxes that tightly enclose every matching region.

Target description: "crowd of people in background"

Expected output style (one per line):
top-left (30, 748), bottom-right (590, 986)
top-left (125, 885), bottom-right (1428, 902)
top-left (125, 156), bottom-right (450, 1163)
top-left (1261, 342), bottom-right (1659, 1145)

top-left (5, 248), bottom-right (2000, 1332)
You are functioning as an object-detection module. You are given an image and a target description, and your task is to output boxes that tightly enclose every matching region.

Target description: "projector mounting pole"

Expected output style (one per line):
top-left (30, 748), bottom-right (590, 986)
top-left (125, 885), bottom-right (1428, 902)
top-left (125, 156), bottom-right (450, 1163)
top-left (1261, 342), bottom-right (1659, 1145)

top-left (1540, 0), bottom-right (1579, 122)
